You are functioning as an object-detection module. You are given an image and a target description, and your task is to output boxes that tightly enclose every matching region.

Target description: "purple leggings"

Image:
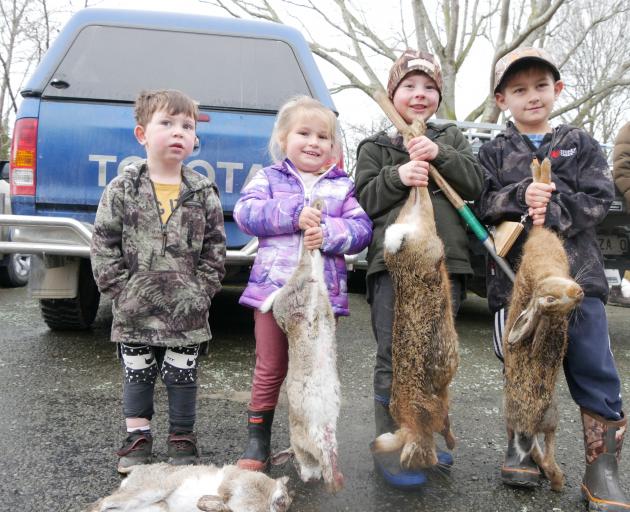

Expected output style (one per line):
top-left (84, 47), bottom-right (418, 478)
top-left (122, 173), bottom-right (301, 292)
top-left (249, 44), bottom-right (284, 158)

top-left (249, 310), bottom-right (289, 411)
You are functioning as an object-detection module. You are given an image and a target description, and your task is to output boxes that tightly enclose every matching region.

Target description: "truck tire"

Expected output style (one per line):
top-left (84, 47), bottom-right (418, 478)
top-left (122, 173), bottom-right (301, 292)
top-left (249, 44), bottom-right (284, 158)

top-left (39, 259), bottom-right (100, 330)
top-left (0, 253), bottom-right (31, 287)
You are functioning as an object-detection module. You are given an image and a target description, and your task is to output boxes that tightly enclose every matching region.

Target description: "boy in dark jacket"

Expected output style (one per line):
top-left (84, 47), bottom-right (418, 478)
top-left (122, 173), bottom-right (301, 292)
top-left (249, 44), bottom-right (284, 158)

top-left (91, 90), bottom-right (226, 473)
top-left (355, 49), bottom-right (483, 488)
top-left (476, 47), bottom-right (627, 510)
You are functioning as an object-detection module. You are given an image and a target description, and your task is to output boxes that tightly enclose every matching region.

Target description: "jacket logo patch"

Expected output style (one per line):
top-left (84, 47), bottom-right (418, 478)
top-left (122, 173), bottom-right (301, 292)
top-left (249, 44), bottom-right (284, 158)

top-left (551, 148), bottom-right (577, 158)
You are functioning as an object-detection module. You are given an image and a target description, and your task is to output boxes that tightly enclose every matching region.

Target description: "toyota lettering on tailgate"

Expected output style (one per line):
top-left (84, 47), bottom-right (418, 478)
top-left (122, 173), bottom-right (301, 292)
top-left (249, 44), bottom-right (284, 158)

top-left (89, 154), bottom-right (263, 193)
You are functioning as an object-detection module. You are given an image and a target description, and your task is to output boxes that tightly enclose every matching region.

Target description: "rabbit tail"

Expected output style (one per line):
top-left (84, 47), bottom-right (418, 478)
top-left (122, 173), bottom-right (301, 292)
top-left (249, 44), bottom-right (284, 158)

top-left (374, 391), bottom-right (447, 468)
top-left (374, 425), bottom-right (438, 469)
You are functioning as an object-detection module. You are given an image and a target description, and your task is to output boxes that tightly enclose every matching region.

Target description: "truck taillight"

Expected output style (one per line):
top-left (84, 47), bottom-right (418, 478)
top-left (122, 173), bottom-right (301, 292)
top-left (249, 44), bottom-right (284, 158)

top-left (10, 118), bottom-right (38, 196)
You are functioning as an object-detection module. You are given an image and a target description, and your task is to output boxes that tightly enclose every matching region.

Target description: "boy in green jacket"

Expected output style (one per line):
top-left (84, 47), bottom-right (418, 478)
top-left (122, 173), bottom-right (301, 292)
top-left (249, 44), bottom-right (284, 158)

top-left (354, 48), bottom-right (483, 488)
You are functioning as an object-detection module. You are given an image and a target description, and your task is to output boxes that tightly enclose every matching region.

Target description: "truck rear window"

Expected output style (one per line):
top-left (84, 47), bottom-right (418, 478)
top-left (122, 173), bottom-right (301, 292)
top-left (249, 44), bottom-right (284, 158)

top-left (43, 25), bottom-right (312, 110)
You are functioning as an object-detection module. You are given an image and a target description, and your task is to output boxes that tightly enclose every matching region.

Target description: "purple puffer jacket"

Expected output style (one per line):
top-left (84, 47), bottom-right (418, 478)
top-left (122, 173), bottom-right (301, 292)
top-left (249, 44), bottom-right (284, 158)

top-left (234, 159), bottom-right (372, 316)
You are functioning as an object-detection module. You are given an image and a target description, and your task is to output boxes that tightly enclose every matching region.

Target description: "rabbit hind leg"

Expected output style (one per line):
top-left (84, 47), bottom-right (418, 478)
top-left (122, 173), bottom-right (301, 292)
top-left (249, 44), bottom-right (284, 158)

top-left (540, 431), bottom-right (564, 491)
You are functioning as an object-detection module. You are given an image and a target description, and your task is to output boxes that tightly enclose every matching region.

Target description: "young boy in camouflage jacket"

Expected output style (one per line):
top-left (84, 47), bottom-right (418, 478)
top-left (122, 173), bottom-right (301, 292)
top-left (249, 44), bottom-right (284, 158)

top-left (91, 89), bottom-right (226, 473)
top-left (475, 47), bottom-right (627, 510)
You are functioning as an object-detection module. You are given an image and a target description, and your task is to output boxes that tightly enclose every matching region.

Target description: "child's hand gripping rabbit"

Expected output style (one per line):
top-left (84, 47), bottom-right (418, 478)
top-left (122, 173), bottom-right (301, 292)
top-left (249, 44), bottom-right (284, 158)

top-left (262, 203), bottom-right (344, 493)
top-left (502, 158), bottom-right (584, 491)
top-left (372, 118), bottom-right (459, 469)
top-left (86, 462), bottom-right (292, 512)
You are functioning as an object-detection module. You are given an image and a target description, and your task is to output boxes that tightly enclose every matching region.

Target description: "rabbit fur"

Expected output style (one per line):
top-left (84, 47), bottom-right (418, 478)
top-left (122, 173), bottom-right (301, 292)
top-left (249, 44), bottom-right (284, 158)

top-left (85, 462), bottom-right (292, 512)
top-left (86, 463), bottom-right (292, 512)
top-left (372, 118), bottom-right (459, 469)
top-left (502, 158), bottom-right (584, 491)
top-left (261, 245), bottom-right (344, 493)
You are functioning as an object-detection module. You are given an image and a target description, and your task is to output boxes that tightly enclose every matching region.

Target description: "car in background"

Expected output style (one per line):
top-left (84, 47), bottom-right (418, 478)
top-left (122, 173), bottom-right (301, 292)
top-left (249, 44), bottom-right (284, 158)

top-left (1, 8), bottom-right (337, 329)
top-left (0, 161), bottom-right (30, 287)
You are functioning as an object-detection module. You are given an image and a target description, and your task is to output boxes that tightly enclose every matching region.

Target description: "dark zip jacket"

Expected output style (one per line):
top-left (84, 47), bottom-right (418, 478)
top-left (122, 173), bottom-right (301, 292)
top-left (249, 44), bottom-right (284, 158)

top-left (475, 122), bottom-right (613, 312)
top-left (355, 122), bottom-right (483, 278)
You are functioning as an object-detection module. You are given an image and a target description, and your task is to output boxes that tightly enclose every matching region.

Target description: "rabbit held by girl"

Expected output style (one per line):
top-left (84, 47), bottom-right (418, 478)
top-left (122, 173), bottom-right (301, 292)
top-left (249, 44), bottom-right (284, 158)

top-left (232, 96), bottom-right (371, 478)
top-left (502, 158), bottom-right (583, 491)
top-left (262, 237), bottom-right (344, 493)
top-left (372, 118), bottom-right (459, 469)
top-left (86, 462), bottom-right (292, 512)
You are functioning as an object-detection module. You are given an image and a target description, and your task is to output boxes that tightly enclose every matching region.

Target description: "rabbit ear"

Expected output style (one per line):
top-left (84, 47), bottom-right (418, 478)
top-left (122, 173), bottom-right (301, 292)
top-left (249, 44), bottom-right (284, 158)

top-left (507, 301), bottom-right (541, 346)
top-left (530, 158), bottom-right (552, 184)
top-left (530, 158), bottom-right (541, 182)
top-left (270, 448), bottom-right (294, 466)
top-left (539, 158), bottom-right (552, 184)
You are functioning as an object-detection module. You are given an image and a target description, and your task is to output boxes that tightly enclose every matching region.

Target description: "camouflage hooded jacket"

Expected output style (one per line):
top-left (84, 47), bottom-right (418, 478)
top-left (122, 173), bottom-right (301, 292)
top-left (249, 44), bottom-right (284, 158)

top-left (476, 122), bottom-right (613, 313)
top-left (91, 160), bottom-right (226, 346)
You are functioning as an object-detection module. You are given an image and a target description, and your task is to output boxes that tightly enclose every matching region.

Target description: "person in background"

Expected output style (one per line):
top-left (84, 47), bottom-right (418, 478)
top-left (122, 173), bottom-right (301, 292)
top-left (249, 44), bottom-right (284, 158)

top-left (609, 121), bottom-right (630, 307)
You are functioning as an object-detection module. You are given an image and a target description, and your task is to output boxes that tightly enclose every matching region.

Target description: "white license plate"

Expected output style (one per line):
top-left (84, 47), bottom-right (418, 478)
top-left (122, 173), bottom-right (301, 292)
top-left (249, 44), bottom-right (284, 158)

top-left (598, 235), bottom-right (628, 256)
top-left (605, 268), bottom-right (621, 286)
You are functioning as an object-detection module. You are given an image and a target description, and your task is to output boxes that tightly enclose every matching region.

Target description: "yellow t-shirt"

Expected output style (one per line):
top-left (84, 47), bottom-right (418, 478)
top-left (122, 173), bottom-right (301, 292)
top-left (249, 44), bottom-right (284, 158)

top-left (153, 181), bottom-right (181, 224)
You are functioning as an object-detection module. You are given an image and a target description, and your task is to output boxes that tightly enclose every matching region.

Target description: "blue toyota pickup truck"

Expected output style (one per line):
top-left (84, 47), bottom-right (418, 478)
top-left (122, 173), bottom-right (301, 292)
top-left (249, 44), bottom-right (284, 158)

top-left (0, 8), bottom-right (337, 329)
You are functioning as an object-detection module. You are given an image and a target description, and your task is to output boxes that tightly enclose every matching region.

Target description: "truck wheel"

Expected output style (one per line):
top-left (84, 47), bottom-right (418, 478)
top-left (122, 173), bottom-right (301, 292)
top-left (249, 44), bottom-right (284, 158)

top-left (39, 259), bottom-right (100, 330)
top-left (0, 253), bottom-right (31, 287)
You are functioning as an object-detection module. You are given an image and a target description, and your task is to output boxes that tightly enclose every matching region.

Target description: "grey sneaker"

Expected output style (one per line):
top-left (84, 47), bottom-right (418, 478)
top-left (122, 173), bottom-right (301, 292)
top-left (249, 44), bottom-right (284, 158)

top-left (167, 432), bottom-right (200, 466)
top-left (117, 431), bottom-right (153, 474)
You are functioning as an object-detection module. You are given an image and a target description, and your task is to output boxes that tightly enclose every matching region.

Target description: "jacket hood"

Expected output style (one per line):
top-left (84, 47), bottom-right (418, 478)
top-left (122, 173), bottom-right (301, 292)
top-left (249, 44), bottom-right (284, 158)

top-left (270, 159), bottom-right (348, 180)
top-left (497, 121), bottom-right (579, 145)
top-left (122, 159), bottom-right (216, 195)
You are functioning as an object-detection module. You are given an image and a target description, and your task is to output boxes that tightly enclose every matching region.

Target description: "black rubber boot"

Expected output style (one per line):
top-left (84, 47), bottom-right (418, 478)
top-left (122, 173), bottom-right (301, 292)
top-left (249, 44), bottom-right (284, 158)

top-left (581, 409), bottom-right (629, 511)
top-left (236, 409), bottom-right (274, 472)
top-left (501, 430), bottom-right (541, 488)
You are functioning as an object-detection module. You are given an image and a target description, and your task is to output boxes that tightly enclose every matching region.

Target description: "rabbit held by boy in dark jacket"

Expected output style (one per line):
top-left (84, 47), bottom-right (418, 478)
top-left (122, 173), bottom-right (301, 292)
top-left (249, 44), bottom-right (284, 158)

top-left (502, 159), bottom-right (584, 491)
top-left (263, 247), bottom-right (344, 493)
top-left (476, 123), bottom-right (612, 313)
top-left (372, 119), bottom-right (459, 469)
top-left (86, 462), bottom-right (292, 512)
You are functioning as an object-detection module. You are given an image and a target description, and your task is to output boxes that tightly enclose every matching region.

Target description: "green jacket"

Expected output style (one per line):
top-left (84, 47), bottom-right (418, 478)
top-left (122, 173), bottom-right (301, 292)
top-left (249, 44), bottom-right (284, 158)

top-left (91, 160), bottom-right (226, 346)
top-left (355, 122), bottom-right (483, 277)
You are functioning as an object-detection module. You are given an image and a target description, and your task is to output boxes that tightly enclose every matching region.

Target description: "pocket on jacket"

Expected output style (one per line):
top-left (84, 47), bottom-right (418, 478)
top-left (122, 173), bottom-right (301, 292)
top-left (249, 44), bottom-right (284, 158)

top-left (181, 202), bottom-right (205, 252)
top-left (115, 271), bottom-right (209, 331)
top-left (325, 257), bottom-right (341, 296)
top-left (250, 247), bottom-right (277, 284)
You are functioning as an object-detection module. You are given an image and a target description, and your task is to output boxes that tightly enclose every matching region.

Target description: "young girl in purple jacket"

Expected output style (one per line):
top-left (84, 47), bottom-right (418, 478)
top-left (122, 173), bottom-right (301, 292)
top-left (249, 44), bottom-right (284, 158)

top-left (233, 95), bottom-right (372, 471)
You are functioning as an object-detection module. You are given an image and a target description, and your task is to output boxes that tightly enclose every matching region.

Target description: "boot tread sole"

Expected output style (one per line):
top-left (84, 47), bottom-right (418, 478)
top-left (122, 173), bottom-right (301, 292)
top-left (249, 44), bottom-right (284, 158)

top-left (236, 458), bottom-right (269, 472)
top-left (501, 465), bottom-right (541, 488)
top-left (582, 483), bottom-right (630, 509)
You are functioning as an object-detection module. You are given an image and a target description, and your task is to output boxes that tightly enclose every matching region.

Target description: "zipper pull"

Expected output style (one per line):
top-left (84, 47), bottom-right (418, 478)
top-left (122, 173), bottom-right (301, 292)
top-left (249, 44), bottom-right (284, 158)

top-left (161, 227), bottom-right (167, 256)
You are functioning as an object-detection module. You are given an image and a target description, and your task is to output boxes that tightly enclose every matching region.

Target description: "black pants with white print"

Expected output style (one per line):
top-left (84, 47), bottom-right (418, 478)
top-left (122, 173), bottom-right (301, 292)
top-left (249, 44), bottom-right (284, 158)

top-left (120, 343), bottom-right (200, 433)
